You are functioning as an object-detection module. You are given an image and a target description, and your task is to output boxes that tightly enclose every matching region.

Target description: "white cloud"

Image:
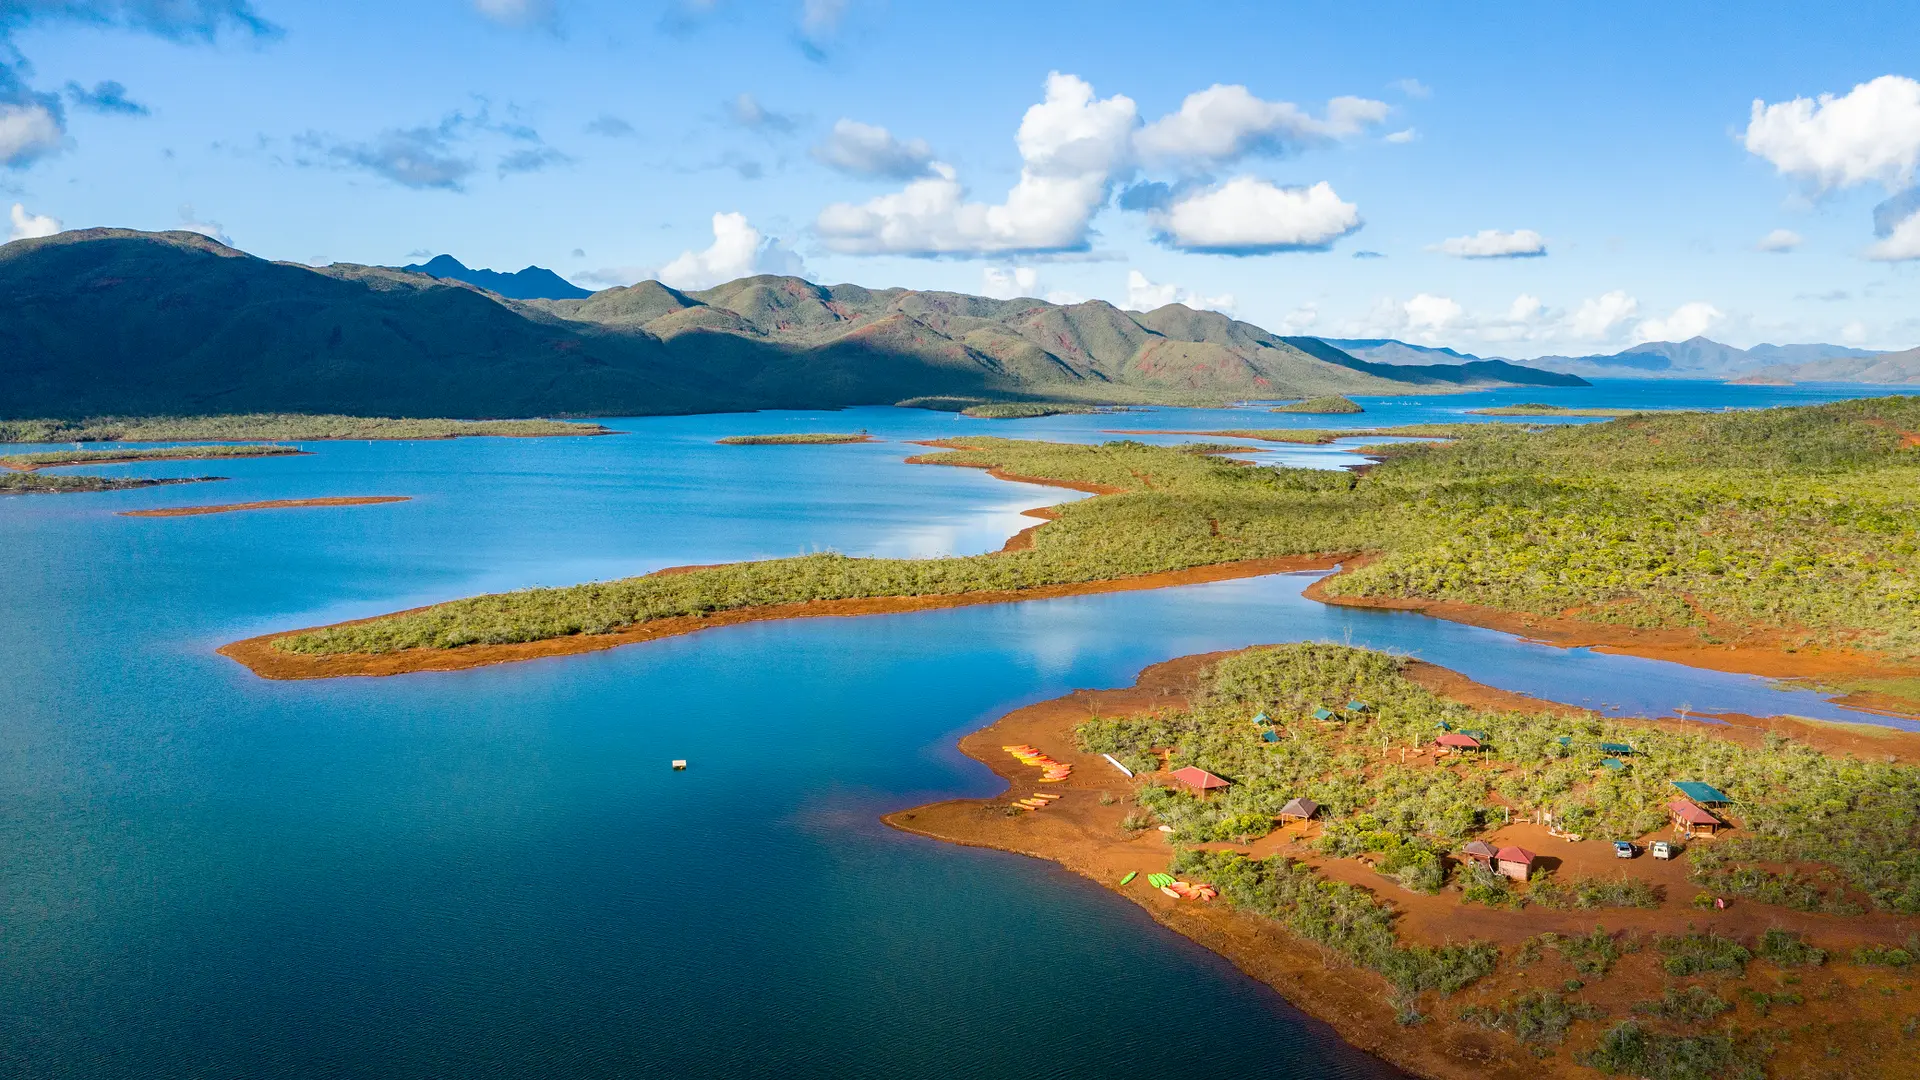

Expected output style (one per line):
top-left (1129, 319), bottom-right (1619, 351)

top-left (815, 72), bottom-right (1136, 255)
top-left (1636, 301), bottom-right (1723, 342)
top-left (7, 202), bottom-right (59, 240)
top-left (1506, 294), bottom-right (1543, 322)
top-left (1744, 75), bottom-right (1920, 193)
top-left (471, 0), bottom-right (553, 26)
top-left (1569, 290), bottom-right (1639, 340)
top-left (1403, 293), bottom-right (1462, 332)
top-left (1133, 84), bottom-right (1388, 165)
top-left (1150, 177), bottom-right (1360, 253)
top-left (1390, 78), bottom-right (1431, 99)
top-left (1865, 209), bottom-right (1920, 261)
top-left (1122, 269), bottom-right (1234, 314)
top-left (1433, 228), bottom-right (1546, 259)
top-left (1044, 289), bottom-right (1086, 306)
top-left (1278, 302), bottom-right (1318, 333)
top-left (1842, 320), bottom-right (1868, 345)
top-left (0, 102), bottom-right (65, 168)
top-left (1756, 228), bottom-right (1802, 252)
top-left (176, 204), bottom-right (232, 246)
top-left (982, 265), bottom-right (1039, 299)
top-left (657, 212), bottom-right (805, 289)
top-left (812, 119), bottom-right (934, 179)
top-left (1385, 128), bottom-right (1417, 144)
top-left (728, 93), bottom-right (798, 134)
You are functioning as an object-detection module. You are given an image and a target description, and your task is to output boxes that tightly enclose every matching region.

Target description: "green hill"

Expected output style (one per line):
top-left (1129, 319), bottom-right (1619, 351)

top-left (0, 229), bottom-right (1582, 420)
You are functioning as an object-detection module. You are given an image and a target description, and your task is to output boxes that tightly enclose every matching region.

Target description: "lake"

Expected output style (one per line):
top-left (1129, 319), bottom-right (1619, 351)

top-left (0, 381), bottom-right (1909, 1077)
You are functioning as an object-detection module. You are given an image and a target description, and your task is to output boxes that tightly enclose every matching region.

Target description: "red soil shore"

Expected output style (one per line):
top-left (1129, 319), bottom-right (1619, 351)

top-left (1, 448), bottom-right (311, 472)
top-left (885, 652), bottom-right (1920, 1080)
top-left (120, 496), bottom-right (412, 518)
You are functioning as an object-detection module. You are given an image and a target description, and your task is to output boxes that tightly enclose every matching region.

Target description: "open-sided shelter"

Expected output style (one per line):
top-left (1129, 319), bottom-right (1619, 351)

top-left (1435, 732), bottom-right (1482, 752)
top-left (1672, 781), bottom-right (1731, 806)
top-left (1170, 766), bottom-right (1230, 798)
top-left (1278, 797), bottom-right (1320, 825)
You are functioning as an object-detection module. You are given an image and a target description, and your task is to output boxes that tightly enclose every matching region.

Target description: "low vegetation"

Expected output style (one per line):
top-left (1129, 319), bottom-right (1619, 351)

top-left (1075, 644), bottom-right (1920, 915)
top-left (0, 415), bottom-right (609, 443)
top-left (1271, 395), bottom-right (1364, 414)
top-left (1467, 403), bottom-right (1649, 418)
top-left (1458, 990), bottom-right (1603, 1046)
top-left (959, 402), bottom-right (1102, 419)
top-left (0, 473), bottom-right (212, 495)
top-left (1632, 986), bottom-right (1733, 1024)
top-left (1579, 1020), bottom-right (1763, 1080)
top-left (276, 398), bottom-right (1920, 710)
top-left (714, 433), bottom-right (874, 445)
top-left (1, 445), bottom-right (302, 471)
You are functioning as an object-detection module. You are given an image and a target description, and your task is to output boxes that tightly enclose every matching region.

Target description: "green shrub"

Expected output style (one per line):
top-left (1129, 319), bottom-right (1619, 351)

top-left (1658, 931), bottom-right (1752, 977)
top-left (1632, 986), bottom-right (1732, 1024)
top-left (1458, 990), bottom-right (1602, 1045)
top-left (1754, 929), bottom-right (1825, 968)
top-left (1579, 1021), bottom-right (1764, 1080)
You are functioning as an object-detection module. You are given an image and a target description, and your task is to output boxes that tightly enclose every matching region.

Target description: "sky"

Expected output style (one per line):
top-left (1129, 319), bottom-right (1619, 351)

top-left (4, 0), bottom-right (1920, 358)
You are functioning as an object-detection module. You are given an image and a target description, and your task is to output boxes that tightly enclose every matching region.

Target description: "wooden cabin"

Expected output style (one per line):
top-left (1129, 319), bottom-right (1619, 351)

top-left (1494, 846), bottom-right (1538, 881)
top-left (1669, 798), bottom-right (1725, 837)
top-left (1170, 766), bottom-right (1231, 798)
top-left (1278, 797), bottom-right (1320, 825)
top-left (1460, 840), bottom-right (1498, 870)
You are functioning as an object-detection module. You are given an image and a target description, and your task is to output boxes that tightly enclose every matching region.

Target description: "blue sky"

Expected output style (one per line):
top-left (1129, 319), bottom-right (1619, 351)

top-left (5, 0), bottom-right (1920, 357)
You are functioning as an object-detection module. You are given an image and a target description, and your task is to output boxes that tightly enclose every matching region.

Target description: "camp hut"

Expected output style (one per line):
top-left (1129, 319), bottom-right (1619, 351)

top-left (1672, 781), bottom-right (1731, 807)
top-left (1601, 757), bottom-right (1627, 772)
top-left (1171, 766), bottom-right (1231, 799)
top-left (1494, 846), bottom-right (1538, 881)
top-left (1599, 741), bottom-right (1634, 756)
top-left (1669, 799), bottom-right (1725, 837)
top-left (1260, 730), bottom-right (1281, 743)
top-left (1435, 732), bottom-right (1483, 753)
top-left (1312, 707), bottom-right (1337, 722)
top-left (1460, 840), bottom-right (1498, 870)
top-left (1251, 712), bottom-right (1271, 727)
top-left (1278, 797), bottom-right (1320, 825)
top-left (1346, 700), bottom-right (1368, 713)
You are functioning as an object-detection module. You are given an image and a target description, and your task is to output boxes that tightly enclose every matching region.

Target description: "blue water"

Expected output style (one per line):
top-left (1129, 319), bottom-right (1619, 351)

top-left (3, 381), bottom-right (1913, 1078)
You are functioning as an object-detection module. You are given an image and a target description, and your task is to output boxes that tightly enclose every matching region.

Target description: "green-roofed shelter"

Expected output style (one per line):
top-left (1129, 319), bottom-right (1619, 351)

top-left (1672, 781), bottom-right (1731, 806)
top-left (1312, 707), bottom-right (1336, 721)
top-left (1601, 757), bottom-right (1626, 771)
top-left (1599, 742), bottom-right (1634, 755)
top-left (1346, 700), bottom-right (1368, 712)
top-left (1252, 712), bottom-right (1271, 726)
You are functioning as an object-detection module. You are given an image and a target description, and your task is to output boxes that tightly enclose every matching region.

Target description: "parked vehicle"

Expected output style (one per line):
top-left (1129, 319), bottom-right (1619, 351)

top-left (1613, 840), bottom-right (1637, 858)
top-left (1651, 841), bottom-right (1674, 860)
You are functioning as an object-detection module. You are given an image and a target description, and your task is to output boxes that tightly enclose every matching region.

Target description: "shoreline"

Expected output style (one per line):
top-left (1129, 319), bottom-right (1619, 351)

top-left (1, 448), bottom-right (312, 473)
top-left (884, 651), bottom-right (1920, 1080)
top-left (119, 496), bottom-right (412, 518)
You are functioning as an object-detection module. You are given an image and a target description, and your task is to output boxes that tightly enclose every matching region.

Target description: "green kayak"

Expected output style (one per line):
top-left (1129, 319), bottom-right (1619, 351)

top-left (1119, 871), bottom-right (1137, 886)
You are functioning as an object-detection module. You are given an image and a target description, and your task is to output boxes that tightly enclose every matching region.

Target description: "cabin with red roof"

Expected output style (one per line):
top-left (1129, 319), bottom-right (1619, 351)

top-left (1460, 840), bottom-right (1498, 870)
top-left (1434, 732), bottom-right (1482, 752)
top-left (1170, 766), bottom-right (1230, 798)
top-left (1669, 798), bottom-right (1726, 837)
top-left (1494, 846), bottom-right (1537, 881)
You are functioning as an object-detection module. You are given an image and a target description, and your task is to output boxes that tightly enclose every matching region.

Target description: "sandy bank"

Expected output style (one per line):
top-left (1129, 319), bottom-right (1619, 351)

top-left (119, 496), bottom-right (412, 518)
top-left (1, 448), bottom-right (311, 472)
top-left (886, 651), bottom-right (1920, 1080)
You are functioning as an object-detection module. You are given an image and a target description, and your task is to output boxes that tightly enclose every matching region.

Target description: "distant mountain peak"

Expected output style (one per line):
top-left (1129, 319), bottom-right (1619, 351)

top-left (398, 254), bottom-right (590, 301)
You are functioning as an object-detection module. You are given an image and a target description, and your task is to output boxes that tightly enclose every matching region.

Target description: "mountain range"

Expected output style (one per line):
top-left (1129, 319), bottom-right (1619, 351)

top-left (399, 254), bottom-right (591, 300)
top-left (1327, 336), bottom-right (1895, 382)
top-left (0, 229), bottom-right (1579, 420)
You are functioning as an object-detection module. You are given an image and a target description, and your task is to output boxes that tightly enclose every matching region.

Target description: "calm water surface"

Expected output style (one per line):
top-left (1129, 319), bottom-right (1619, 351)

top-left (2, 382), bottom-right (1911, 1077)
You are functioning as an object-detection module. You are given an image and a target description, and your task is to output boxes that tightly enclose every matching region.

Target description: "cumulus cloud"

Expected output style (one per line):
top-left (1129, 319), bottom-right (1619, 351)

top-left (7, 201), bottom-right (59, 240)
top-left (981, 265), bottom-right (1039, 299)
top-left (1389, 78), bottom-right (1431, 99)
top-left (0, 101), bottom-right (64, 168)
top-left (1384, 128), bottom-right (1417, 144)
top-left (1865, 209), bottom-right (1920, 261)
top-left (1148, 177), bottom-right (1360, 253)
top-left (812, 118), bottom-right (933, 179)
top-left (1636, 301), bottom-right (1723, 342)
top-left (1433, 228), bottom-right (1546, 259)
top-left (64, 79), bottom-right (148, 115)
top-left (1756, 228), bottom-right (1802, 252)
top-left (1569, 290), bottom-right (1639, 340)
top-left (656, 211), bottom-right (804, 289)
top-left (728, 93), bottom-right (798, 134)
top-left (175, 203), bottom-right (230, 245)
top-left (1122, 269), bottom-right (1234, 313)
top-left (1744, 75), bottom-right (1920, 194)
top-left (815, 72), bottom-right (1136, 255)
top-left (1133, 84), bottom-right (1388, 165)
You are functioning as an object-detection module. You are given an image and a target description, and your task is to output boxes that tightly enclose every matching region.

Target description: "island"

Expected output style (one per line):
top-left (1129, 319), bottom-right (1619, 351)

top-left (714, 433), bottom-right (878, 445)
top-left (1468, 404), bottom-right (1657, 418)
top-left (1, 473), bottom-right (217, 495)
top-left (1272, 394), bottom-right (1366, 414)
top-left (222, 397), bottom-right (1920, 718)
top-left (118, 496), bottom-right (413, 518)
top-left (0, 445), bottom-right (306, 471)
top-left (0, 415), bottom-right (614, 443)
top-left (888, 643), bottom-right (1920, 1079)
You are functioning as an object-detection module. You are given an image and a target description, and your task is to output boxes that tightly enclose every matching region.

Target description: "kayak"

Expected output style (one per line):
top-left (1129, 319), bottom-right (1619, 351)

top-left (1119, 871), bottom-right (1137, 885)
top-left (1160, 886), bottom-right (1182, 899)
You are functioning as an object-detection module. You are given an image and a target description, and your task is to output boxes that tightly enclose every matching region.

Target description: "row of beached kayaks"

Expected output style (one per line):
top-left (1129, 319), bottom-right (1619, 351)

top-left (1002, 744), bottom-right (1073, 783)
top-left (1011, 792), bottom-right (1063, 811)
top-left (1139, 872), bottom-right (1216, 902)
